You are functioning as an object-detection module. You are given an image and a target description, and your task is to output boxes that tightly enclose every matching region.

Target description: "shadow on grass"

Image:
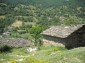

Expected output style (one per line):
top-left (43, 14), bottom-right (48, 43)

top-left (0, 45), bottom-right (12, 53)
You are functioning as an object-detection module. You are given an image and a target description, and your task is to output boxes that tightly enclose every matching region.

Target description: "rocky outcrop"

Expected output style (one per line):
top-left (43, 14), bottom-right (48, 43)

top-left (0, 38), bottom-right (34, 47)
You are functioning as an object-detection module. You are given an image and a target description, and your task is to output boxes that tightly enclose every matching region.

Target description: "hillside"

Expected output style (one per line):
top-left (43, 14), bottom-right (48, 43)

top-left (2, 0), bottom-right (85, 7)
top-left (0, 0), bottom-right (85, 43)
top-left (0, 46), bottom-right (85, 63)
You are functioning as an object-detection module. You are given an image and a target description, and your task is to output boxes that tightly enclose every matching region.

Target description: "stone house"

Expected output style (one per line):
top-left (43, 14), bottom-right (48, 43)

top-left (41, 24), bottom-right (85, 49)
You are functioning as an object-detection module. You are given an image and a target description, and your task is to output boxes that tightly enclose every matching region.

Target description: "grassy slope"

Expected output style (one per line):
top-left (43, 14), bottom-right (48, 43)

top-left (0, 1), bottom-right (85, 62)
top-left (31, 47), bottom-right (85, 63)
top-left (0, 46), bottom-right (85, 63)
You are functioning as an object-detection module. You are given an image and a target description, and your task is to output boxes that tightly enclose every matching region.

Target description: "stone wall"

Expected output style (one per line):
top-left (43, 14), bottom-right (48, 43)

top-left (0, 38), bottom-right (34, 47)
top-left (65, 26), bottom-right (85, 49)
top-left (41, 35), bottom-right (65, 47)
top-left (65, 32), bottom-right (79, 49)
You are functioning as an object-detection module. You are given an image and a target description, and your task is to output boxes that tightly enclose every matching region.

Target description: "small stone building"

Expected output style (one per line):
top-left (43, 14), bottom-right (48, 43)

top-left (41, 24), bottom-right (85, 49)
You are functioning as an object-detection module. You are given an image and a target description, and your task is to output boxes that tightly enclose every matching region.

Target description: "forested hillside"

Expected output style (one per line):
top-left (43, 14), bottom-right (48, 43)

top-left (0, 0), bottom-right (85, 42)
top-left (2, 0), bottom-right (85, 7)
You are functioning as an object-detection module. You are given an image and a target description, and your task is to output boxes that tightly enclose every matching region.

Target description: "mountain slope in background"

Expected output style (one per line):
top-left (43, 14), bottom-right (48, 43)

top-left (2, 0), bottom-right (85, 7)
top-left (0, 0), bottom-right (85, 38)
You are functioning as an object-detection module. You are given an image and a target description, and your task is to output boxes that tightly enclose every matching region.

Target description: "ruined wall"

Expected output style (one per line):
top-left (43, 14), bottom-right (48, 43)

top-left (0, 38), bottom-right (34, 47)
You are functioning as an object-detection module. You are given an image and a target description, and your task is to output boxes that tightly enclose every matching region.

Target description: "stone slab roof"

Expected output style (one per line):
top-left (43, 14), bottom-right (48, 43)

top-left (41, 24), bottom-right (85, 38)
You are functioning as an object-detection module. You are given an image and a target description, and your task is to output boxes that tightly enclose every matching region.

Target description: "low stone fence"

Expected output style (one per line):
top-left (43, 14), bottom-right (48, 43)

top-left (0, 38), bottom-right (34, 47)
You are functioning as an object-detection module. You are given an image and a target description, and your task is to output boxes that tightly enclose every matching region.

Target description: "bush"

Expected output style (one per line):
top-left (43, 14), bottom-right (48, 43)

top-left (0, 45), bottom-right (12, 52)
top-left (61, 16), bottom-right (82, 25)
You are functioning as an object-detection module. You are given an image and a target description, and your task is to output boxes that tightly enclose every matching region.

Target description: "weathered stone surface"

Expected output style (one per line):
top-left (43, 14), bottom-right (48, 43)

top-left (41, 24), bottom-right (84, 38)
top-left (0, 38), bottom-right (34, 47)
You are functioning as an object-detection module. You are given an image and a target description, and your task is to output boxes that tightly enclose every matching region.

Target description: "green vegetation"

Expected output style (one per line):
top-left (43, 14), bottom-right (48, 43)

top-left (0, 0), bottom-right (85, 44)
top-left (0, 46), bottom-right (85, 63)
top-left (0, 15), bottom-right (15, 34)
top-left (0, 0), bottom-right (85, 63)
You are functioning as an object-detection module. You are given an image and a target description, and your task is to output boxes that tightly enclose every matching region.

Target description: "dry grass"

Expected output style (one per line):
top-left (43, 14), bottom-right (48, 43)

top-left (0, 16), bottom-right (6, 19)
top-left (11, 20), bottom-right (23, 27)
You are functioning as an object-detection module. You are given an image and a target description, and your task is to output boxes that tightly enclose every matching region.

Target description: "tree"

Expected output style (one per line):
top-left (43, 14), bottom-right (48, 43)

top-left (29, 25), bottom-right (44, 46)
top-left (0, 15), bottom-right (15, 34)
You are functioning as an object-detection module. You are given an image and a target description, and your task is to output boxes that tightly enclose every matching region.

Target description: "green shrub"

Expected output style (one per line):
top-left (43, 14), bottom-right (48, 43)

top-left (0, 45), bottom-right (12, 52)
top-left (53, 47), bottom-right (59, 51)
top-left (62, 20), bottom-right (81, 25)
top-left (62, 16), bottom-right (82, 25)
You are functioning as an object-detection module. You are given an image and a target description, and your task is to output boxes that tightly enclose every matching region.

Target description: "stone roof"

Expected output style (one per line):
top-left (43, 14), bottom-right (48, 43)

top-left (0, 38), bottom-right (34, 47)
top-left (41, 24), bottom-right (85, 38)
